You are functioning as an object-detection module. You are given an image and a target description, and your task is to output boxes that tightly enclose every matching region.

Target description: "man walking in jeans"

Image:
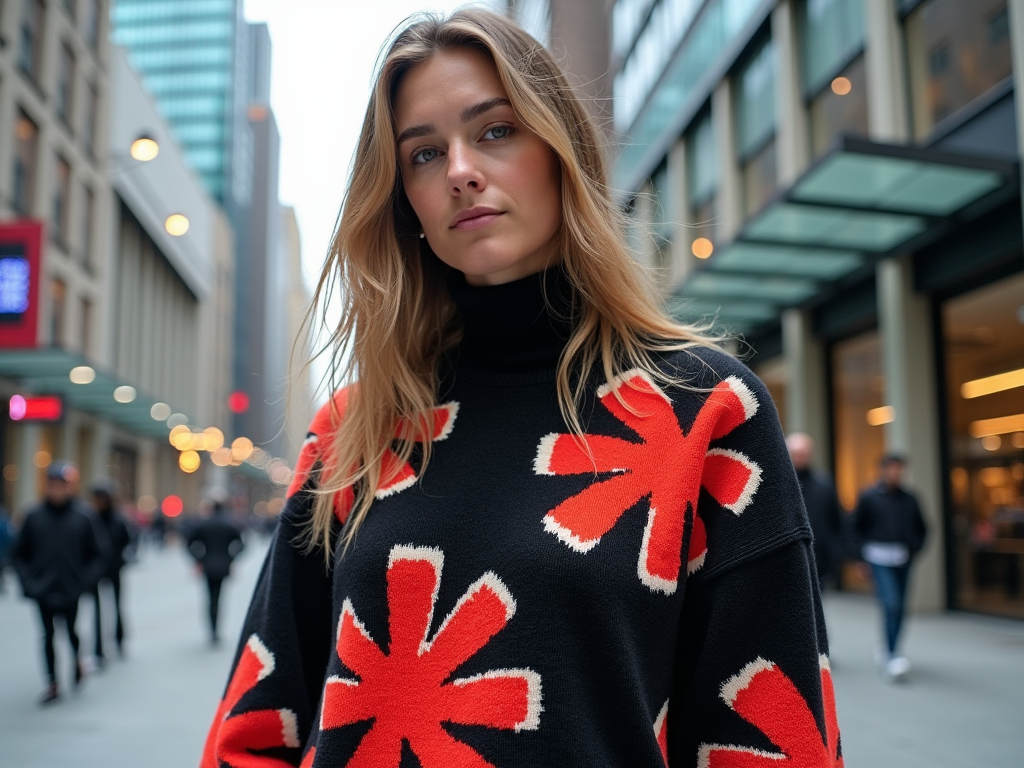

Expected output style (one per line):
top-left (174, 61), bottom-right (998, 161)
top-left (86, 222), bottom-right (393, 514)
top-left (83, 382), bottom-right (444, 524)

top-left (855, 454), bottom-right (928, 682)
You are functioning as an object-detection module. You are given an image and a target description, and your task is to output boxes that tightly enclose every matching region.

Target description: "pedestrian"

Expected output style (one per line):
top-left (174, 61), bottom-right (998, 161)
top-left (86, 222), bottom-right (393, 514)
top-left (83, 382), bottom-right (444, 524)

top-left (787, 433), bottom-right (845, 590)
top-left (200, 11), bottom-right (842, 766)
top-left (89, 479), bottom-right (135, 664)
top-left (13, 461), bottom-right (105, 704)
top-left (0, 502), bottom-right (13, 594)
top-left (187, 498), bottom-right (244, 645)
top-left (855, 454), bottom-right (928, 682)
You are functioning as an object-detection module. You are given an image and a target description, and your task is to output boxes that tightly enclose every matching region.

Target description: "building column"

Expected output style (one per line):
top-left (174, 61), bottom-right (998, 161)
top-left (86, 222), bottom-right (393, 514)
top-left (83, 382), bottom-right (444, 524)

top-left (864, 0), bottom-right (910, 142)
top-left (772, 0), bottom-right (811, 186)
top-left (782, 308), bottom-right (831, 470)
top-left (712, 79), bottom-right (743, 241)
top-left (137, 439), bottom-right (158, 504)
top-left (88, 421), bottom-right (113, 486)
top-left (877, 257), bottom-right (945, 612)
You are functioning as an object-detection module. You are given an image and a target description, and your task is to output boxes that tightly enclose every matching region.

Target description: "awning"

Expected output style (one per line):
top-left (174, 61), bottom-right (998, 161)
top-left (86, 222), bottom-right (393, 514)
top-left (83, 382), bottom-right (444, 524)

top-left (670, 137), bottom-right (1018, 332)
top-left (0, 348), bottom-right (177, 439)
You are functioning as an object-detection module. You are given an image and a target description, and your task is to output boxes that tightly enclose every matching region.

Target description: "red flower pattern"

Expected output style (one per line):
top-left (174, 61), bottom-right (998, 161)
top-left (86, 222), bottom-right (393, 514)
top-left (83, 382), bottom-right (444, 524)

top-left (286, 389), bottom-right (458, 523)
top-left (534, 369), bottom-right (761, 593)
top-left (320, 545), bottom-right (542, 767)
top-left (698, 656), bottom-right (843, 768)
top-left (201, 634), bottom-right (300, 768)
top-left (655, 699), bottom-right (670, 766)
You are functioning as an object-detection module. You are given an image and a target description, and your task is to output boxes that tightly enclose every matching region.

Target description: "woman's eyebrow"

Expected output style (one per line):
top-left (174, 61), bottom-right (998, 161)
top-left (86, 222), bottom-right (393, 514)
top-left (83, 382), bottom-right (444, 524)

top-left (396, 97), bottom-right (513, 147)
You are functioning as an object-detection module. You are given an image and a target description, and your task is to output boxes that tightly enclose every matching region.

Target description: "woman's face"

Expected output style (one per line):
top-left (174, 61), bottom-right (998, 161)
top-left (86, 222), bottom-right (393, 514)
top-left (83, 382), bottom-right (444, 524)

top-left (394, 48), bottom-right (562, 286)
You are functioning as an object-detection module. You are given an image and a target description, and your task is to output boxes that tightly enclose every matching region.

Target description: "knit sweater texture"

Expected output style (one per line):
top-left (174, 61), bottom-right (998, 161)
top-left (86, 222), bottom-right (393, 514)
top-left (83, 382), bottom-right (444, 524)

top-left (201, 268), bottom-right (842, 768)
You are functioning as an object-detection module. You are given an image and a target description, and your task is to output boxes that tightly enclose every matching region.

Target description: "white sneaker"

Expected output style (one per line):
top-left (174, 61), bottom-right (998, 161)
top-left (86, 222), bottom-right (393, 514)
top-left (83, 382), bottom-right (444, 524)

top-left (885, 656), bottom-right (910, 682)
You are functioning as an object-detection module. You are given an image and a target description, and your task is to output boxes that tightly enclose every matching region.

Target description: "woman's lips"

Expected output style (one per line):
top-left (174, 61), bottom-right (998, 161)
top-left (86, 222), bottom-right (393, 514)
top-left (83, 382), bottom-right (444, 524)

top-left (452, 212), bottom-right (504, 231)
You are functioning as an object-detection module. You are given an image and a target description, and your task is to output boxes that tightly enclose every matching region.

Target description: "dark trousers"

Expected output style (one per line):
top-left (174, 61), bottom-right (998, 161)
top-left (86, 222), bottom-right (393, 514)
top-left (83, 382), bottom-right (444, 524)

top-left (206, 575), bottom-right (224, 638)
top-left (92, 572), bottom-right (124, 658)
top-left (37, 600), bottom-right (81, 683)
top-left (870, 562), bottom-right (911, 655)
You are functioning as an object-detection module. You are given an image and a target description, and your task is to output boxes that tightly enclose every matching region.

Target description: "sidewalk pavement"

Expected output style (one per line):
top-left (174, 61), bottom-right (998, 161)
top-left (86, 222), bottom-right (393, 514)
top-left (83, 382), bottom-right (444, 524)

top-left (0, 541), bottom-right (1021, 767)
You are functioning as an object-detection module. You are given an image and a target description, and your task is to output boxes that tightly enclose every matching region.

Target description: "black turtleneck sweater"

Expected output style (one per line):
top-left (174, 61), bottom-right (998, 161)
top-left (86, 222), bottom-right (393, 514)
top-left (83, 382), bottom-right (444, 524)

top-left (201, 269), bottom-right (842, 768)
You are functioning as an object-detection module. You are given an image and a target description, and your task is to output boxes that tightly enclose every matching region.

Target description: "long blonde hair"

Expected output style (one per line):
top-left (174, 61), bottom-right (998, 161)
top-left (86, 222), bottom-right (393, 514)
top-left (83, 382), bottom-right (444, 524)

top-left (306, 8), bottom-right (718, 556)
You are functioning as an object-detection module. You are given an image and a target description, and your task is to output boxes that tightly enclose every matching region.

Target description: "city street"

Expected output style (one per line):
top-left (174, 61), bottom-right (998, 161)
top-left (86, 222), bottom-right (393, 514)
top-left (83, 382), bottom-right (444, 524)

top-left (1, 539), bottom-right (1022, 767)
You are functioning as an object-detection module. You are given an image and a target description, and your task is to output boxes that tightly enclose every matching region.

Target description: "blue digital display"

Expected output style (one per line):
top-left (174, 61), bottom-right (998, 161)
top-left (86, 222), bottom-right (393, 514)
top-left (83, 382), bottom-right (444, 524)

top-left (0, 256), bottom-right (30, 316)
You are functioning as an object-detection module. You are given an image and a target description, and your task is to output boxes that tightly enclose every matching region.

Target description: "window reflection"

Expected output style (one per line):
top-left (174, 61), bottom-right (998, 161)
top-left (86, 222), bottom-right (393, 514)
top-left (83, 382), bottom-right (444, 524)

top-left (905, 0), bottom-right (1012, 139)
top-left (810, 55), bottom-right (870, 158)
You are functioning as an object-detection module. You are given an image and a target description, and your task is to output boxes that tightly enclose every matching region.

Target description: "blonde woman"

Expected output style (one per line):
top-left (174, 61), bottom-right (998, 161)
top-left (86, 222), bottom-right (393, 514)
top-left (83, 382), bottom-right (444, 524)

top-left (201, 10), bottom-right (841, 768)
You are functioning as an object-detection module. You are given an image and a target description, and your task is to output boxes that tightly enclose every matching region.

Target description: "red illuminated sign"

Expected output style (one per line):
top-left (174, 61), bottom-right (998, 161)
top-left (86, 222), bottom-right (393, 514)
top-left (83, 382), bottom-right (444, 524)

top-left (10, 394), bottom-right (62, 422)
top-left (162, 495), bottom-right (183, 517)
top-left (228, 391), bottom-right (250, 414)
top-left (0, 221), bottom-right (43, 349)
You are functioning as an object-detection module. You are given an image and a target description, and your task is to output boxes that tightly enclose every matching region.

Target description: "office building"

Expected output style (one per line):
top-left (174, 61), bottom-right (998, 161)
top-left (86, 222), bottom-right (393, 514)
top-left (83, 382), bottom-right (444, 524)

top-left (612, 0), bottom-right (1024, 618)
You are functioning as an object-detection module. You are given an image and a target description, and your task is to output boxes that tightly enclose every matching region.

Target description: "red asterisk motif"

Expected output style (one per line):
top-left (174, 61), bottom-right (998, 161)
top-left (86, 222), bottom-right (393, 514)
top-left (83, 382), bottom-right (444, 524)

top-left (201, 634), bottom-right (300, 768)
top-left (698, 656), bottom-right (843, 768)
top-left (320, 545), bottom-right (542, 768)
top-left (534, 369), bottom-right (761, 593)
top-left (655, 699), bottom-right (669, 766)
top-left (286, 390), bottom-right (458, 522)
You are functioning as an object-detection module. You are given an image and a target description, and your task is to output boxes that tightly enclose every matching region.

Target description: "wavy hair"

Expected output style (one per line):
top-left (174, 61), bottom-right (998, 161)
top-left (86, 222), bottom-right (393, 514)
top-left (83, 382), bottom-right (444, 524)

top-left (305, 8), bottom-right (718, 557)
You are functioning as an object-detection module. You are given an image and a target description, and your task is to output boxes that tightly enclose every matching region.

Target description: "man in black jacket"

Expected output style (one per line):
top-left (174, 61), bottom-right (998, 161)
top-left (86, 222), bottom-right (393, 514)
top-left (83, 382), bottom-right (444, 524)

top-left (855, 454), bottom-right (928, 682)
top-left (13, 462), bottom-right (105, 703)
top-left (786, 433), bottom-right (844, 590)
top-left (187, 499), bottom-right (244, 644)
top-left (89, 479), bottom-right (134, 664)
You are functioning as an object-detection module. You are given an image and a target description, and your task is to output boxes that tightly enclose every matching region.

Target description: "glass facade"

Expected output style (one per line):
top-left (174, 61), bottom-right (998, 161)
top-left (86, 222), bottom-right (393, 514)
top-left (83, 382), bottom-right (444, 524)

top-left (57, 42), bottom-right (76, 126)
top-left (112, 0), bottom-right (239, 201)
top-left (905, 0), bottom-right (1012, 139)
top-left (18, 0), bottom-right (45, 82)
top-left (52, 156), bottom-right (71, 245)
top-left (687, 109), bottom-right (718, 245)
top-left (800, 0), bottom-right (865, 95)
top-left (613, 0), bottom-right (763, 188)
top-left (809, 54), bottom-right (869, 158)
top-left (736, 39), bottom-right (777, 215)
top-left (943, 272), bottom-right (1024, 618)
top-left (12, 109), bottom-right (39, 216)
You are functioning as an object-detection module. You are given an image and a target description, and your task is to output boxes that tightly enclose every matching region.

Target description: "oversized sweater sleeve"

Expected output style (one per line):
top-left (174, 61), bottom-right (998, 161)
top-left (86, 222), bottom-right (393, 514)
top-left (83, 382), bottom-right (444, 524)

top-left (200, 393), bottom-right (351, 768)
top-left (664, 348), bottom-right (842, 767)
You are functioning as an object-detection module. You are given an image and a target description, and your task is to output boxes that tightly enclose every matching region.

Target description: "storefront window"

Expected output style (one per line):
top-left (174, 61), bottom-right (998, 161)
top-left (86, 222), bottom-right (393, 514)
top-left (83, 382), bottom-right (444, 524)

top-left (905, 0), bottom-right (1012, 140)
top-left (943, 271), bottom-right (1024, 618)
top-left (832, 331), bottom-right (885, 591)
top-left (801, 0), bottom-right (866, 94)
top-left (809, 55), bottom-right (869, 159)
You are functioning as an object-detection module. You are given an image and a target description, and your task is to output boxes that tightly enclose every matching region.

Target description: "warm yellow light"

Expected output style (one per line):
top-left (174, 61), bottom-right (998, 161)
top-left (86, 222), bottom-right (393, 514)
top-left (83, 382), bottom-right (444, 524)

top-left (1013, 432), bottom-right (1024, 449)
top-left (969, 413), bottom-right (1024, 438)
top-left (113, 385), bottom-right (137, 403)
top-left (3, 464), bottom-right (19, 482)
top-left (691, 237), bottom-right (714, 259)
top-left (231, 437), bottom-right (254, 462)
top-left (165, 214), bottom-right (190, 236)
top-left (33, 450), bottom-right (52, 469)
top-left (137, 495), bottom-right (157, 513)
top-left (130, 137), bottom-right (159, 161)
top-left (70, 366), bottom-right (96, 384)
top-left (151, 402), bottom-right (171, 421)
top-left (831, 76), bottom-right (852, 96)
top-left (203, 427), bottom-right (225, 452)
top-left (179, 450), bottom-right (201, 473)
top-left (866, 405), bottom-right (895, 426)
top-left (267, 497), bottom-right (284, 515)
top-left (16, 118), bottom-right (35, 141)
top-left (981, 435), bottom-right (1002, 452)
top-left (210, 447), bottom-right (233, 467)
top-left (960, 367), bottom-right (1024, 399)
top-left (168, 424), bottom-right (191, 448)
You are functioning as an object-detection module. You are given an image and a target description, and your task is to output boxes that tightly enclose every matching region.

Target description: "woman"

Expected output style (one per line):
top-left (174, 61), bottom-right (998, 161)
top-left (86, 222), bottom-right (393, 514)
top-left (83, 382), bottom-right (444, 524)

top-left (201, 10), bottom-right (841, 768)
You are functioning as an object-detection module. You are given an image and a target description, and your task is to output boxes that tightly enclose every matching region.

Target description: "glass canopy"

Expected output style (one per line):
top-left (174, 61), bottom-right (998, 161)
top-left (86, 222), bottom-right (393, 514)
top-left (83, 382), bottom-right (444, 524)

top-left (670, 138), bottom-right (1017, 331)
top-left (0, 348), bottom-right (175, 439)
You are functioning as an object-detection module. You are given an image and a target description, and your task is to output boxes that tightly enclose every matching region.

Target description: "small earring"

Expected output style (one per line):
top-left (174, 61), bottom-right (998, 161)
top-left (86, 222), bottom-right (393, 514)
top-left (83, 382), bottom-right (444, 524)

top-left (419, 232), bottom-right (425, 239)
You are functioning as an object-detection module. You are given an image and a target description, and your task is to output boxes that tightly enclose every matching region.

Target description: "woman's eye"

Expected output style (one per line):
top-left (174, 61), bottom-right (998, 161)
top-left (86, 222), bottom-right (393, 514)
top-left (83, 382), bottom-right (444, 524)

top-left (412, 148), bottom-right (439, 165)
top-left (483, 125), bottom-right (514, 141)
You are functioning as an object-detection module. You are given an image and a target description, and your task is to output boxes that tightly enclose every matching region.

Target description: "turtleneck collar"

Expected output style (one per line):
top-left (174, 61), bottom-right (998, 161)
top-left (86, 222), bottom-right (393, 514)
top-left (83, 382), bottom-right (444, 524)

top-left (447, 265), bottom-right (576, 378)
